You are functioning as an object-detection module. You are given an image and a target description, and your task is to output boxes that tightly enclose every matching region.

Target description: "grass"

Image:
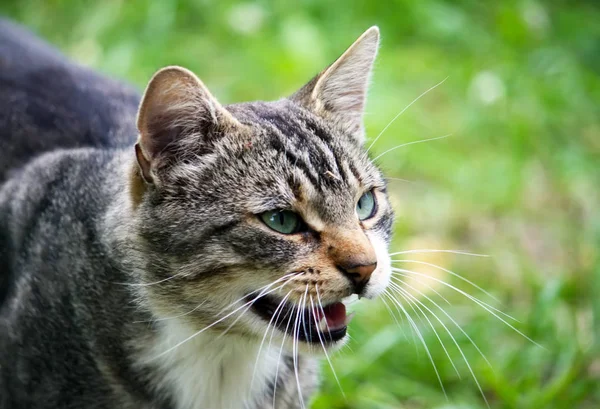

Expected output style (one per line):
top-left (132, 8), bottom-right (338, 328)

top-left (3, 0), bottom-right (599, 408)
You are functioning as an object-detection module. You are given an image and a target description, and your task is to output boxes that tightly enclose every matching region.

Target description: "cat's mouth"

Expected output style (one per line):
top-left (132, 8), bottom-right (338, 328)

top-left (248, 294), bottom-right (353, 344)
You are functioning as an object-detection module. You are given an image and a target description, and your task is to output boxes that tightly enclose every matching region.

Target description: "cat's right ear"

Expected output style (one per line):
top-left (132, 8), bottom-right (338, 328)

top-left (290, 27), bottom-right (379, 143)
top-left (135, 66), bottom-right (241, 184)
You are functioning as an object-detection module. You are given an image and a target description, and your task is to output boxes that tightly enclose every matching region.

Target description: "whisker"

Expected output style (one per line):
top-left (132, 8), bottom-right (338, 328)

top-left (378, 295), bottom-right (410, 343)
top-left (394, 277), bottom-right (492, 369)
top-left (315, 285), bottom-right (333, 334)
top-left (138, 272), bottom-right (297, 325)
top-left (372, 134), bottom-right (451, 162)
top-left (272, 297), bottom-right (296, 408)
top-left (216, 274), bottom-right (302, 340)
top-left (301, 286), bottom-right (310, 348)
top-left (385, 291), bottom-right (421, 358)
top-left (392, 278), bottom-right (490, 408)
top-left (395, 272), bottom-right (452, 306)
top-left (250, 290), bottom-right (293, 391)
top-left (389, 249), bottom-right (490, 257)
top-left (112, 270), bottom-right (189, 287)
top-left (150, 274), bottom-right (299, 360)
top-left (385, 177), bottom-right (420, 186)
top-left (213, 272), bottom-right (300, 320)
top-left (391, 268), bottom-right (543, 348)
top-left (387, 281), bottom-right (461, 379)
top-left (267, 290), bottom-right (290, 353)
top-left (133, 300), bottom-right (208, 323)
top-left (392, 267), bottom-right (516, 321)
top-left (382, 291), bottom-right (447, 398)
top-left (309, 295), bottom-right (345, 398)
top-left (292, 286), bottom-right (308, 409)
top-left (392, 259), bottom-right (499, 302)
top-left (367, 77), bottom-right (448, 152)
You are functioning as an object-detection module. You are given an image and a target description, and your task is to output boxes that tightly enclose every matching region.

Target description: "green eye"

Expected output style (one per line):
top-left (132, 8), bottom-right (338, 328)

top-left (356, 190), bottom-right (376, 221)
top-left (260, 210), bottom-right (302, 234)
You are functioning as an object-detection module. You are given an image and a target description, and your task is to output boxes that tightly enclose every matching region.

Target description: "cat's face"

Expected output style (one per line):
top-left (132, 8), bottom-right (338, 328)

top-left (132, 27), bottom-right (393, 352)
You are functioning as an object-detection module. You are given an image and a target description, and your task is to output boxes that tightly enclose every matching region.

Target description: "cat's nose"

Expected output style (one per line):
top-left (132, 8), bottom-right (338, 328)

top-left (324, 227), bottom-right (378, 295)
top-left (337, 261), bottom-right (377, 294)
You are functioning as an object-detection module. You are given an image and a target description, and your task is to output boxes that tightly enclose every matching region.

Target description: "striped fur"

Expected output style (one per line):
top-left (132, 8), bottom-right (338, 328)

top-left (0, 23), bottom-right (393, 409)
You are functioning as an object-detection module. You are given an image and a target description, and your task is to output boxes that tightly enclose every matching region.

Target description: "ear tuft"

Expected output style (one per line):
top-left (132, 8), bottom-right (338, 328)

top-left (291, 26), bottom-right (380, 140)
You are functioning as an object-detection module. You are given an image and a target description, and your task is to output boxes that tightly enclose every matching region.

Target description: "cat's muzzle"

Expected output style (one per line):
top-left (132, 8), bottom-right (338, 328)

top-left (248, 294), bottom-right (353, 344)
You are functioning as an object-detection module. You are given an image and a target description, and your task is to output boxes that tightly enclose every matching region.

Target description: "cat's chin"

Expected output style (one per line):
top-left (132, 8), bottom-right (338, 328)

top-left (248, 293), bottom-right (352, 347)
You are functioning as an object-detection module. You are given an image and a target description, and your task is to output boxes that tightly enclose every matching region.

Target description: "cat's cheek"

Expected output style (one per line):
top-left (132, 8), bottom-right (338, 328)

top-left (362, 232), bottom-right (392, 299)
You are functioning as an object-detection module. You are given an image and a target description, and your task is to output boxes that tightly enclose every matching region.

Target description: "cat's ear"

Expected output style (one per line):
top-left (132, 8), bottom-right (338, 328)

top-left (291, 26), bottom-right (379, 141)
top-left (135, 66), bottom-right (241, 183)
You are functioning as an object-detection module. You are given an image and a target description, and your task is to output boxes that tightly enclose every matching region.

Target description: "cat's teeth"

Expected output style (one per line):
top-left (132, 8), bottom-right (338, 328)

top-left (344, 311), bottom-right (356, 326)
top-left (318, 316), bottom-right (328, 332)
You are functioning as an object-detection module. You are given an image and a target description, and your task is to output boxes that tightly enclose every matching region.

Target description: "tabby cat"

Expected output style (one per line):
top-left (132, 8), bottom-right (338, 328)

top-left (0, 21), bottom-right (393, 409)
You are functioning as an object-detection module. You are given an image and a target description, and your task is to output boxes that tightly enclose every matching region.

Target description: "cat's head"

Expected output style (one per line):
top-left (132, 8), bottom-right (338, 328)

top-left (131, 27), bottom-right (393, 352)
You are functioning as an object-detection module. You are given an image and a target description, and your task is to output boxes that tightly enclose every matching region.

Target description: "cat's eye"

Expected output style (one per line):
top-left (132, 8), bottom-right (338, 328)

top-left (356, 190), bottom-right (376, 221)
top-left (260, 210), bottom-right (303, 234)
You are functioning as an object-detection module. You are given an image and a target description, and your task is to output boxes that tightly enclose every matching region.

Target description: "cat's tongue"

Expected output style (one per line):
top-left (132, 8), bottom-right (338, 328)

top-left (315, 302), bottom-right (354, 332)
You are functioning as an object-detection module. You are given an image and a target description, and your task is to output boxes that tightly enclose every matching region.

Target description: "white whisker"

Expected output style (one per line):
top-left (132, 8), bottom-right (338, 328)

top-left (216, 274), bottom-right (301, 340)
top-left (150, 274), bottom-right (299, 360)
top-left (392, 267), bottom-right (516, 321)
top-left (388, 280), bottom-right (461, 379)
top-left (314, 285), bottom-right (334, 334)
top-left (133, 300), bottom-right (209, 323)
top-left (272, 296), bottom-right (296, 408)
top-left (394, 272), bottom-right (452, 306)
top-left (379, 295), bottom-right (411, 343)
top-left (367, 77), bottom-right (448, 152)
top-left (217, 272), bottom-right (299, 318)
top-left (391, 268), bottom-right (543, 348)
top-left (382, 291), bottom-right (447, 398)
top-left (292, 286), bottom-right (308, 409)
top-left (113, 270), bottom-right (189, 287)
top-left (385, 177), bottom-right (420, 185)
top-left (392, 259), bottom-right (499, 302)
top-left (395, 277), bottom-right (492, 369)
top-left (392, 278), bottom-right (490, 408)
top-left (250, 290), bottom-right (293, 391)
top-left (389, 249), bottom-right (489, 257)
top-left (309, 295), bottom-right (345, 398)
top-left (371, 134), bottom-right (451, 162)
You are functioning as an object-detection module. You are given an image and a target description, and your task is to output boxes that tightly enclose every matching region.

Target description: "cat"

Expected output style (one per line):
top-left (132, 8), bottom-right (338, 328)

top-left (0, 20), bottom-right (394, 409)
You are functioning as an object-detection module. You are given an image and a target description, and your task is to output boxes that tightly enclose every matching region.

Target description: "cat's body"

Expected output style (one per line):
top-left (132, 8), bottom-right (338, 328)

top-left (0, 20), bottom-right (392, 409)
top-left (0, 18), bottom-right (140, 185)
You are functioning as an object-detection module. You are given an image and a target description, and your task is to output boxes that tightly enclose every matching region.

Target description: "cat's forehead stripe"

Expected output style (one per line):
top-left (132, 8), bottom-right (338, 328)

top-left (258, 108), bottom-right (358, 192)
top-left (267, 135), bottom-right (321, 188)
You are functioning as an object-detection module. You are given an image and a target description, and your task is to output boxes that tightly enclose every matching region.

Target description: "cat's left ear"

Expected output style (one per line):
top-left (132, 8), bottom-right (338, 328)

top-left (291, 26), bottom-right (379, 142)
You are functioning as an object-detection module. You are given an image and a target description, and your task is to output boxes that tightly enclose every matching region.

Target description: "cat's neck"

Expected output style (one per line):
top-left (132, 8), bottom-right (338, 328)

top-left (137, 318), bottom-right (280, 409)
top-left (99, 152), bottom-right (148, 273)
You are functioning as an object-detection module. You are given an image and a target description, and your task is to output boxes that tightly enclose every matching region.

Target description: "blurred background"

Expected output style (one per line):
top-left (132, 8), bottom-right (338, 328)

top-left (2, 0), bottom-right (599, 408)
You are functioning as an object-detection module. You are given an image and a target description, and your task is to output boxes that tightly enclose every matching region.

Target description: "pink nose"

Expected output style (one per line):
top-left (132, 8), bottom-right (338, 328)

top-left (337, 262), bottom-right (377, 294)
top-left (324, 227), bottom-right (378, 294)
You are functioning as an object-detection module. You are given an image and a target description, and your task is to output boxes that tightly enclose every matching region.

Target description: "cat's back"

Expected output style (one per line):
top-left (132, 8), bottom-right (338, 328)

top-left (0, 18), bottom-right (141, 184)
top-left (0, 146), bottom-right (126, 311)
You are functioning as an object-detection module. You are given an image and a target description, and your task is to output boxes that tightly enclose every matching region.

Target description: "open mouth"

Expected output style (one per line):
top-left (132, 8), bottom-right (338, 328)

top-left (249, 294), bottom-right (353, 344)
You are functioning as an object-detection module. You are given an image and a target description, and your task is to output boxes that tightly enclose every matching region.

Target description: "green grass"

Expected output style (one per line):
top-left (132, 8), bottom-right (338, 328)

top-left (3, 1), bottom-right (599, 407)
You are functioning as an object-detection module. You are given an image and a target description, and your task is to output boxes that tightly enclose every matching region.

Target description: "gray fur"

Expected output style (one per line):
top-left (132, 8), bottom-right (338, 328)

top-left (0, 18), bottom-right (140, 184)
top-left (0, 21), bottom-right (393, 409)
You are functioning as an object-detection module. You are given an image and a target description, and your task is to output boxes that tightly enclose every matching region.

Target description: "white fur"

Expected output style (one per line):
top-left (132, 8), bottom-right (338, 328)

top-left (138, 319), bottom-right (279, 409)
top-left (364, 232), bottom-right (392, 299)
